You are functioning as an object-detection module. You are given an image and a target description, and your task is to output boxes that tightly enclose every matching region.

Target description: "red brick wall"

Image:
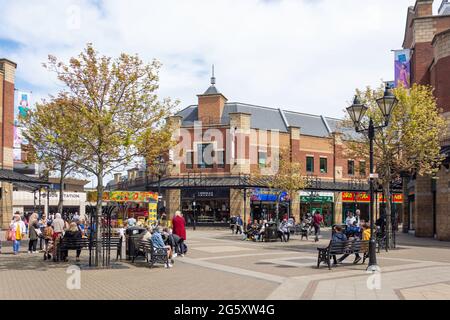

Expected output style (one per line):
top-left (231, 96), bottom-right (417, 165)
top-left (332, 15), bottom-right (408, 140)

top-left (3, 81), bottom-right (14, 150)
top-left (431, 55), bottom-right (450, 112)
top-left (412, 42), bottom-right (434, 85)
top-left (198, 95), bottom-right (226, 124)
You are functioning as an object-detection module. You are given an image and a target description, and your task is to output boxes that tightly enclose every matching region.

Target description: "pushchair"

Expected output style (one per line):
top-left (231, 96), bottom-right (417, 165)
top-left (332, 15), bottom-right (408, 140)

top-left (43, 238), bottom-right (54, 261)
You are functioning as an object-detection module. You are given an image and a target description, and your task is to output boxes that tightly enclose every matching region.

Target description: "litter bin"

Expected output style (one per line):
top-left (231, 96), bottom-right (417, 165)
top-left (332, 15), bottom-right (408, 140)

top-left (264, 224), bottom-right (278, 242)
top-left (125, 227), bottom-right (146, 260)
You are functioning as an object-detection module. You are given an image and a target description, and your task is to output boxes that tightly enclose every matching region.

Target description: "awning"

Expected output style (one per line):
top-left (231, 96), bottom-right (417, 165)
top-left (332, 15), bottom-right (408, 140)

top-left (146, 175), bottom-right (371, 192)
top-left (0, 169), bottom-right (51, 185)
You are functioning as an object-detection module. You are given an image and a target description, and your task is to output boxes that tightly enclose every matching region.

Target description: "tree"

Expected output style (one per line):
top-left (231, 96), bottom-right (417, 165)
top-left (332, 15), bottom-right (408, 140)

top-left (21, 96), bottom-right (81, 214)
top-left (344, 84), bottom-right (446, 248)
top-left (43, 44), bottom-right (177, 265)
top-left (265, 147), bottom-right (307, 222)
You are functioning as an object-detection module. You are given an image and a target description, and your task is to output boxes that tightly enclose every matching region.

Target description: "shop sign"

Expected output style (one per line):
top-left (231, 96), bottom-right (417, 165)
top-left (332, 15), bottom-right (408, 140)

top-left (181, 189), bottom-right (229, 199)
top-left (87, 191), bottom-right (158, 203)
top-left (378, 193), bottom-right (404, 203)
top-left (342, 192), bottom-right (370, 203)
top-left (300, 196), bottom-right (333, 203)
top-left (250, 189), bottom-right (289, 202)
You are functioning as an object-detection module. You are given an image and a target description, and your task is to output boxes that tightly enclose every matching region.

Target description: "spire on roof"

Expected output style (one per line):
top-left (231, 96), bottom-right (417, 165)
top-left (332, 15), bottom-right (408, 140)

top-left (203, 64), bottom-right (220, 95)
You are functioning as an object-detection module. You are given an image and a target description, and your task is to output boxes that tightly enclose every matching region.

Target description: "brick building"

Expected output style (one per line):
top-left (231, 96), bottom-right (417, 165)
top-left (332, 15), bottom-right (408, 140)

top-left (401, 0), bottom-right (450, 240)
top-left (0, 59), bottom-right (49, 230)
top-left (109, 75), bottom-right (403, 227)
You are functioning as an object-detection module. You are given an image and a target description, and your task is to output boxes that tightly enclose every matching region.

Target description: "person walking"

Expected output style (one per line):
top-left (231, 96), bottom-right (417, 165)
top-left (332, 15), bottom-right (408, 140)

top-left (28, 212), bottom-right (39, 254)
top-left (235, 214), bottom-right (244, 235)
top-left (172, 211), bottom-right (187, 256)
top-left (10, 214), bottom-right (26, 255)
top-left (313, 211), bottom-right (323, 242)
top-left (43, 221), bottom-right (54, 260)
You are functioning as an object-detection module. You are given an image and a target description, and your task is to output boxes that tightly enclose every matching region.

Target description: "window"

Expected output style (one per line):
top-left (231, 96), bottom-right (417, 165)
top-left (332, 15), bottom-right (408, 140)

top-left (348, 160), bottom-right (355, 175)
top-left (258, 151), bottom-right (267, 168)
top-left (359, 161), bottom-right (366, 176)
top-left (306, 156), bottom-right (314, 173)
top-left (217, 150), bottom-right (225, 168)
top-left (197, 143), bottom-right (214, 169)
top-left (320, 157), bottom-right (327, 173)
top-left (186, 151), bottom-right (193, 169)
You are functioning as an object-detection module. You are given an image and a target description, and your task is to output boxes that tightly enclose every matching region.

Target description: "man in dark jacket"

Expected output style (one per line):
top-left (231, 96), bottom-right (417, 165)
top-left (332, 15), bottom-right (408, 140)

top-left (332, 225), bottom-right (347, 266)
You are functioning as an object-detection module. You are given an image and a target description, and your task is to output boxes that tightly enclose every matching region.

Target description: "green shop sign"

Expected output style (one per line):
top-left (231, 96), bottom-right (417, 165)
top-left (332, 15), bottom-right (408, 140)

top-left (300, 196), bottom-right (333, 203)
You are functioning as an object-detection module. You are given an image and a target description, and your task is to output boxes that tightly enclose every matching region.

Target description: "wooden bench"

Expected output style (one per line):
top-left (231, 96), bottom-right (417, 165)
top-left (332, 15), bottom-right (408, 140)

top-left (317, 240), bottom-right (369, 270)
top-left (55, 236), bottom-right (122, 262)
top-left (131, 239), bottom-right (169, 268)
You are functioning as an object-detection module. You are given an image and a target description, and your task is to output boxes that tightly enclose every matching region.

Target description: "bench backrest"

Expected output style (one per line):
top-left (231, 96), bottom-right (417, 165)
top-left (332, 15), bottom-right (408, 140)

top-left (329, 240), bottom-right (369, 254)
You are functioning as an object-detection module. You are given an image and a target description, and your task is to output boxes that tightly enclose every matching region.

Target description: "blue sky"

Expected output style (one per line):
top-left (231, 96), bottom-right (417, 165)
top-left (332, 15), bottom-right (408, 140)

top-left (0, 0), bottom-right (440, 185)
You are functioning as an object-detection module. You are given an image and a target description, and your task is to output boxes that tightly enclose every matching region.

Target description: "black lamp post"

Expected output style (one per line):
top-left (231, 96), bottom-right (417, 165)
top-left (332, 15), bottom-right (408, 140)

top-left (346, 86), bottom-right (398, 271)
top-left (156, 157), bottom-right (168, 220)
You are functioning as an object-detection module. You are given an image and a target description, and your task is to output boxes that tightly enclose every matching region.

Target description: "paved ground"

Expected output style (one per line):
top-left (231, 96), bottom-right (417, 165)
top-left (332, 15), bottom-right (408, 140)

top-left (1, 228), bottom-right (450, 300)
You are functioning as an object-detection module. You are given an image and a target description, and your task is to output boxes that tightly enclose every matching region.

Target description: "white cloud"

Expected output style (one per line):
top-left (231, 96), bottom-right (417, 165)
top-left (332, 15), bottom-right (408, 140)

top-left (0, 0), bottom-right (422, 182)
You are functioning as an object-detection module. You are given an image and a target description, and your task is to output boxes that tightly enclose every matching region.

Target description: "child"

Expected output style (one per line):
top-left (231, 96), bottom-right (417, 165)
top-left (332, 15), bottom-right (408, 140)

top-left (362, 223), bottom-right (371, 241)
top-left (43, 221), bottom-right (54, 260)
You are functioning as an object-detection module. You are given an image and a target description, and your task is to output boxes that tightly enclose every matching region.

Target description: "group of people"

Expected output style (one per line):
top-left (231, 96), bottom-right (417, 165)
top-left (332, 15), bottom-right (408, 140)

top-left (238, 218), bottom-right (293, 242)
top-left (139, 210), bottom-right (187, 268)
top-left (331, 223), bottom-right (371, 265)
top-left (5, 211), bottom-right (87, 259)
top-left (300, 211), bottom-right (324, 242)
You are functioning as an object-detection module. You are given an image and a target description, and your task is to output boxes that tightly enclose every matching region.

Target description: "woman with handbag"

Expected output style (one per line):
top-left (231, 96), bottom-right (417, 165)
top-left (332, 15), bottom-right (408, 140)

top-left (28, 212), bottom-right (40, 254)
top-left (9, 214), bottom-right (26, 255)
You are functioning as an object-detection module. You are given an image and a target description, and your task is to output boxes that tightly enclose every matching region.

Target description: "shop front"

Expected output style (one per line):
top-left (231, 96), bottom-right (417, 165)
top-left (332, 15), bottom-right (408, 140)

top-left (250, 188), bottom-right (290, 222)
top-left (341, 192), bottom-right (404, 225)
top-left (379, 193), bottom-right (404, 229)
top-left (300, 192), bottom-right (334, 226)
top-left (181, 188), bottom-right (230, 226)
top-left (342, 192), bottom-right (370, 223)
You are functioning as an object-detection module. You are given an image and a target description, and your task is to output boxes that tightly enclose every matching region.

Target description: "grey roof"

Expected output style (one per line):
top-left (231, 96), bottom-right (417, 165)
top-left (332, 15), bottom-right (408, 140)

top-left (283, 111), bottom-right (330, 137)
top-left (175, 101), bottom-right (358, 138)
top-left (203, 85), bottom-right (220, 95)
top-left (0, 169), bottom-right (50, 185)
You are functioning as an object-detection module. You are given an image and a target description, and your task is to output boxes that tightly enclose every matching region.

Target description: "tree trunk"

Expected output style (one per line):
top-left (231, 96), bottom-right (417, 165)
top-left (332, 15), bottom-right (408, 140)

top-left (95, 167), bottom-right (104, 267)
top-left (57, 165), bottom-right (66, 215)
top-left (383, 182), bottom-right (392, 251)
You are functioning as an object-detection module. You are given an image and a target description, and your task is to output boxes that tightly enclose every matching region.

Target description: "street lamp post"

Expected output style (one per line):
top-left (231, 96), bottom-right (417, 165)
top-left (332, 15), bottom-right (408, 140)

top-left (346, 86), bottom-right (398, 271)
top-left (156, 157), bottom-right (167, 221)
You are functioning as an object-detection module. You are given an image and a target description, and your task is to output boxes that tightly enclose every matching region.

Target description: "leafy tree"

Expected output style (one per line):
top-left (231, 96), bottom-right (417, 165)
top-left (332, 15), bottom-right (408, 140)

top-left (43, 44), bottom-right (177, 265)
top-left (344, 84), bottom-right (446, 248)
top-left (264, 147), bottom-right (307, 222)
top-left (22, 96), bottom-right (81, 214)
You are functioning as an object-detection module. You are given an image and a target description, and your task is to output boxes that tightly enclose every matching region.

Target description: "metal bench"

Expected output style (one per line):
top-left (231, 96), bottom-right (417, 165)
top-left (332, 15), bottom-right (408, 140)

top-left (55, 236), bottom-right (122, 262)
top-left (317, 240), bottom-right (369, 270)
top-left (132, 239), bottom-right (169, 268)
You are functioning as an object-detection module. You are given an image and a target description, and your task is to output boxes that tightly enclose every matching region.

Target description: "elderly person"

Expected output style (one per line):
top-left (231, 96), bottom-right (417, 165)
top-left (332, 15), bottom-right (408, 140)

top-left (28, 212), bottom-right (40, 254)
top-left (10, 214), bottom-right (26, 255)
top-left (51, 213), bottom-right (65, 241)
top-left (61, 222), bottom-right (82, 262)
top-left (151, 227), bottom-right (173, 268)
top-left (172, 210), bottom-right (186, 243)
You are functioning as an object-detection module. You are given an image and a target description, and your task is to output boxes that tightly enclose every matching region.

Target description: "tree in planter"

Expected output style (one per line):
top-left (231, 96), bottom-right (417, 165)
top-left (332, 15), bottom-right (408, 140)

top-left (343, 84), bottom-right (446, 249)
top-left (21, 96), bottom-right (81, 214)
top-left (43, 44), bottom-right (177, 266)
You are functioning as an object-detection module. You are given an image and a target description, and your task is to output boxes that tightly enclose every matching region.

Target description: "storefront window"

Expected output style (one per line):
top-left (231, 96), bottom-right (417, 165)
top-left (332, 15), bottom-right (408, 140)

top-left (181, 189), bottom-right (230, 225)
top-left (258, 151), bottom-right (267, 168)
top-left (306, 156), bottom-right (314, 173)
top-left (359, 161), bottom-right (366, 176)
top-left (320, 157), bottom-right (327, 173)
top-left (197, 143), bottom-right (214, 169)
top-left (348, 160), bottom-right (355, 175)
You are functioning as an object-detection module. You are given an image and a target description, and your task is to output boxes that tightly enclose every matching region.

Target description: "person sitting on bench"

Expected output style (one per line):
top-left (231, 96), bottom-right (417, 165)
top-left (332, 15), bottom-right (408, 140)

top-left (151, 226), bottom-right (173, 268)
top-left (331, 225), bottom-right (347, 266)
top-left (61, 222), bottom-right (82, 262)
top-left (337, 221), bottom-right (362, 264)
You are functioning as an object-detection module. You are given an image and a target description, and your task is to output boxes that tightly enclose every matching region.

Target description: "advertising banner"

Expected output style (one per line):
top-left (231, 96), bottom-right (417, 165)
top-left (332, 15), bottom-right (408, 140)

top-left (14, 91), bottom-right (32, 162)
top-left (394, 49), bottom-right (411, 88)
